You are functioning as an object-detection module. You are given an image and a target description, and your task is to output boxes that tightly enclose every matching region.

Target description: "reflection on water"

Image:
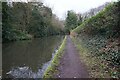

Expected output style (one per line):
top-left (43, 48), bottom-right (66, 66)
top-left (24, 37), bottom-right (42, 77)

top-left (2, 36), bottom-right (63, 78)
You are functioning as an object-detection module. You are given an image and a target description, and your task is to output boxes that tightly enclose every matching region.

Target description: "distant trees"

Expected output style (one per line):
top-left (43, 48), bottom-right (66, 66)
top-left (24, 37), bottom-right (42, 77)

top-left (2, 2), bottom-right (65, 42)
top-left (65, 10), bottom-right (82, 34)
top-left (81, 2), bottom-right (110, 21)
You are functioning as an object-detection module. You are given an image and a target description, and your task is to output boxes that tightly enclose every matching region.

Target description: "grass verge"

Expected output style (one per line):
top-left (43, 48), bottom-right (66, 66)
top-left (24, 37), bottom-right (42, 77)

top-left (43, 36), bottom-right (67, 78)
top-left (71, 36), bottom-right (113, 78)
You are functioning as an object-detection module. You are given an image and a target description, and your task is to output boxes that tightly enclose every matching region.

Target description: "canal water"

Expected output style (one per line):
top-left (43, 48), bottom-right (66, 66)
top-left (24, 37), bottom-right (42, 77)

top-left (2, 36), bottom-right (64, 78)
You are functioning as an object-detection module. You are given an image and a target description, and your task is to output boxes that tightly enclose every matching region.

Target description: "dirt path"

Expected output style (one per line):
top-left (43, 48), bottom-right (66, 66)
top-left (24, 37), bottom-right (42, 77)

top-left (56, 35), bottom-right (89, 78)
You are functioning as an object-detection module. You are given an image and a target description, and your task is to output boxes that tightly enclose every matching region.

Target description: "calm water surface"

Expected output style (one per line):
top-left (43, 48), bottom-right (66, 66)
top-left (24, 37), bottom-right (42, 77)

top-left (2, 36), bottom-right (64, 78)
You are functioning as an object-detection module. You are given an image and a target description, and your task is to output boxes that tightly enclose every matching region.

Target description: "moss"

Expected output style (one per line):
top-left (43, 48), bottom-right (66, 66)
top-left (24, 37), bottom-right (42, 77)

top-left (43, 36), bottom-right (67, 78)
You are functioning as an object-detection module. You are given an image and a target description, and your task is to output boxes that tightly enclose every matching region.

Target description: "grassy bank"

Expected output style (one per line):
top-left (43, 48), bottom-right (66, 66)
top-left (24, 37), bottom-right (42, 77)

top-left (71, 36), bottom-right (119, 78)
top-left (72, 2), bottom-right (119, 38)
top-left (43, 36), bottom-right (67, 78)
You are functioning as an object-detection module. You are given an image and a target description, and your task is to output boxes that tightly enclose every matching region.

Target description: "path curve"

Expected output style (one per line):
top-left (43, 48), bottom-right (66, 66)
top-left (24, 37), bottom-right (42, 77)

top-left (56, 35), bottom-right (89, 78)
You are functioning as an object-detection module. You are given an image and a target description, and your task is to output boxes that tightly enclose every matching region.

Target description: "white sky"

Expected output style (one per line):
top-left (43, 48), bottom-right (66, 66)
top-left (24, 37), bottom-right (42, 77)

top-left (43, 0), bottom-right (117, 20)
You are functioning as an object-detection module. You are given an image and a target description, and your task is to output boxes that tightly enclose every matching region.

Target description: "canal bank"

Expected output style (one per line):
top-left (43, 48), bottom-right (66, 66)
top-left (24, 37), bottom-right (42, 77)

top-left (43, 36), bottom-right (67, 78)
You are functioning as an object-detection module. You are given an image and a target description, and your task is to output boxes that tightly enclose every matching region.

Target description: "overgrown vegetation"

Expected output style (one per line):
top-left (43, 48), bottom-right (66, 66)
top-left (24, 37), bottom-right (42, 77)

top-left (73, 2), bottom-right (120, 37)
top-left (72, 36), bottom-right (119, 78)
top-left (43, 36), bottom-right (67, 78)
top-left (71, 1), bottom-right (120, 78)
top-left (2, 2), bottom-right (65, 42)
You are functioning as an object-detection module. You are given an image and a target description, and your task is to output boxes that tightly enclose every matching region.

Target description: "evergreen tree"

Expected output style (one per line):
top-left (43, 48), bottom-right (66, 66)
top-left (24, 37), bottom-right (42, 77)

top-left (65, 10), bottom-right (78, 34)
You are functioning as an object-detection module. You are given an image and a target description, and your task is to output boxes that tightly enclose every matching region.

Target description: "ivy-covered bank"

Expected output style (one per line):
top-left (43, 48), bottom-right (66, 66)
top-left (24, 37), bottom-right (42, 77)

top-left (43, 36), bottom-right (67, 78)
top-left (71, 36), bottom-right (119, 78)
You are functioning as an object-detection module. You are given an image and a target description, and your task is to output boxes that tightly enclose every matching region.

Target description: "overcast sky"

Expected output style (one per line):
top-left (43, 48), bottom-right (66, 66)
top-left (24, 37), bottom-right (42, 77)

top-left (43, 0), bottom-right (117, 20)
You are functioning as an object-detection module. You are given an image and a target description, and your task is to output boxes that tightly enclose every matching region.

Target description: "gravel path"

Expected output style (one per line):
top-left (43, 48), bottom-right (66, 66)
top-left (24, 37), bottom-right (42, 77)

top-left (56, 35), bottom-right (89, 78)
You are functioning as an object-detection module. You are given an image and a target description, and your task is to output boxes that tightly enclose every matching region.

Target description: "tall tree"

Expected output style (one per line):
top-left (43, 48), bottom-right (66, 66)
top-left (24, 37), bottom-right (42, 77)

top-left (65, 10), bottom-right (78, 33)
top-left (77, 14), bottom-right (82, 26)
